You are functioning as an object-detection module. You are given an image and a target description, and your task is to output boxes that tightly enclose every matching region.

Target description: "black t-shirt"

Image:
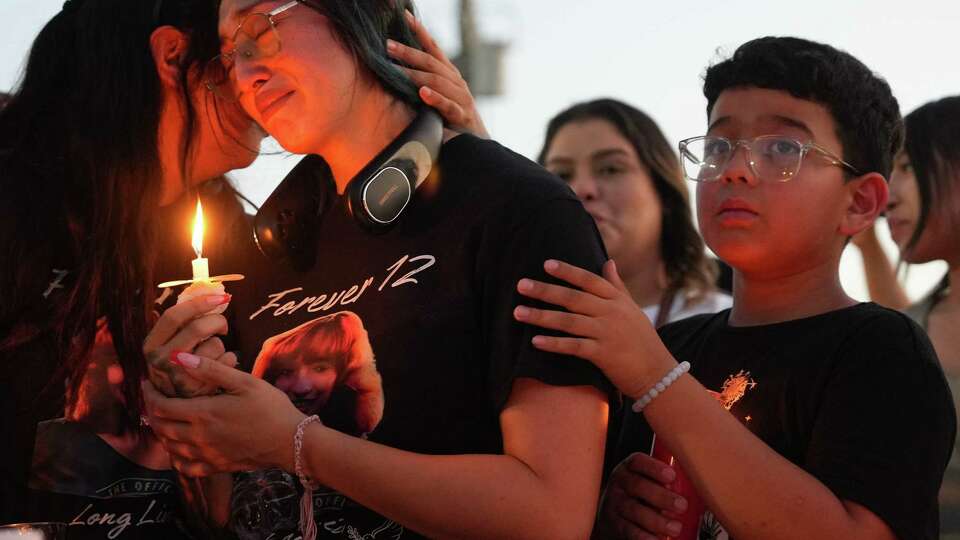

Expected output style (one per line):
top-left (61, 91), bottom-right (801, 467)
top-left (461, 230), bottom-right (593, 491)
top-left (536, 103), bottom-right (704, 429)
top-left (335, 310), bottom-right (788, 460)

top-left (226, 134), bottom-right (613, 539)
top-left (616, 303), bottom-right (955, 540)
top-left (26, 420), bottom-right (191, 539)
top-left (0, 178), bottom-right (247, 534)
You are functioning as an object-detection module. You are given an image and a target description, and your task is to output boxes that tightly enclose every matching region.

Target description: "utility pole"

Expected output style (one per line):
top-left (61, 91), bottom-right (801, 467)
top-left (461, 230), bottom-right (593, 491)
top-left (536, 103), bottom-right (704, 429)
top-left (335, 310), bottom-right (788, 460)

top-left (458, 0), bottom-right (480, 88)
top-left (454, 0), bottom-right (507, 97)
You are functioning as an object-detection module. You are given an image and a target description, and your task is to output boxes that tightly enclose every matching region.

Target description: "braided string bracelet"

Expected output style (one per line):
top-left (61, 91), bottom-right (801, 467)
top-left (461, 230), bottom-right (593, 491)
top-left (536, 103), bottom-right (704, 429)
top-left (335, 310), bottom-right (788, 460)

top-left (294, 415), bottom-right (322, 540)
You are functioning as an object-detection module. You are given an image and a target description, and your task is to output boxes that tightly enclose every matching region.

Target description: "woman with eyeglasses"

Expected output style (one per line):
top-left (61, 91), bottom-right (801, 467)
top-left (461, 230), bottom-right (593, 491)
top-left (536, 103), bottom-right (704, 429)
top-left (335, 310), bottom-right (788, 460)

top-left (142, 1), bottom-right (613, 539)
top-left (852, 96), bottom-right (960, 537)
top-left (0, 0), bottom-right (476, 535)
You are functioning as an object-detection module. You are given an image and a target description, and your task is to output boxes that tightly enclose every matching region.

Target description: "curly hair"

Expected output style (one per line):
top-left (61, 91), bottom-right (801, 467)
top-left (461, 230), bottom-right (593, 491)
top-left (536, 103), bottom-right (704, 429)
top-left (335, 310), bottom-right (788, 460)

top-left (703, 36), bottom-right (903, 180)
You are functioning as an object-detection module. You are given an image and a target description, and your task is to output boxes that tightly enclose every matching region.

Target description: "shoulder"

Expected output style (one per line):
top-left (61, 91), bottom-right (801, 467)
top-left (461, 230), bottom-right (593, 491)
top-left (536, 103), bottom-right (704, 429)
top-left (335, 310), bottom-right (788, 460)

top-left (839, 302), bottom-right (929, 351)
top-left (435, 134), bottom-right (581, 219)
top-left (657, 310), bottom-right (728, 349)
top-left (833, 303), bottom-right (947, 395)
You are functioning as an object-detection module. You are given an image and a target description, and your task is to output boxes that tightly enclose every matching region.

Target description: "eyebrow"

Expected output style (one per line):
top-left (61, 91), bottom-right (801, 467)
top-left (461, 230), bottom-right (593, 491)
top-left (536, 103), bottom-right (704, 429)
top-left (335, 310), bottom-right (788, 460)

top-left (219, 0), bottom-right (271, 41)
top-left (546, 148), bottom-right (631, 165)
top-left (768, 115), bottom-right (814, 138)
top-left (591, 149), bottom-right (630, 161)
top-left (707, 114), bottom-right (814, 138)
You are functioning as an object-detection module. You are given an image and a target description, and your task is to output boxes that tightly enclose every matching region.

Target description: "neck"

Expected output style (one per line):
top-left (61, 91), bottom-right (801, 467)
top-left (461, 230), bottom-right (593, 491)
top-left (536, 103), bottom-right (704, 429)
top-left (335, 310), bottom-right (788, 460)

top-left (942, 263), bottom-right (960, 307)
top-left (728, 253), bottom-right (855, 327)
top-left (312, 89), bottom-right (416, 194)
top-left (618, 254), bottom-right (666, 308)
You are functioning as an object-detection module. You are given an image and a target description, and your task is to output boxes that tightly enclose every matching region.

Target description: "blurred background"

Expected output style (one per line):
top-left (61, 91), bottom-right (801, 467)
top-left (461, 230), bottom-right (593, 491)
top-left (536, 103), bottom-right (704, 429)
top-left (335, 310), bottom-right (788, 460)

top-left (3, 0), bottom-right (956, 301)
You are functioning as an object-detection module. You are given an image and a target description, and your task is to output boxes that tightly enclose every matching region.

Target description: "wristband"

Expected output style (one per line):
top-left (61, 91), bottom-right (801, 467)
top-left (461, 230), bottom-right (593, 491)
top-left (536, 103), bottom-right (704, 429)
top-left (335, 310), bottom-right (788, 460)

top-left (631, 361), bottom-right (690, 413)
top-left (294, 415), bottom-right (322, 540)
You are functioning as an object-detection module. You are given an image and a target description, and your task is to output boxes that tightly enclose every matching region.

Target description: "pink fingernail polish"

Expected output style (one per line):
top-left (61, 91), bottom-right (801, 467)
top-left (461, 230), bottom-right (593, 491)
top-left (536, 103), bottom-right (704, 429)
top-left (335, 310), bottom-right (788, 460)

top-left (176, 352), bottom-right (201, 369)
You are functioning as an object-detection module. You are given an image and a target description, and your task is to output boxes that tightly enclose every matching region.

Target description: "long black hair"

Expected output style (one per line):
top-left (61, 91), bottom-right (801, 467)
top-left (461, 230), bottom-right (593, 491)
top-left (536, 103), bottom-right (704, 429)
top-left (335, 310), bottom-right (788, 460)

top-left (902, 96), bottom-right (960, 257)
top-left (0, 0), bottom-right (222, 424)
top-left (538, 99), bottom-right (718, 305)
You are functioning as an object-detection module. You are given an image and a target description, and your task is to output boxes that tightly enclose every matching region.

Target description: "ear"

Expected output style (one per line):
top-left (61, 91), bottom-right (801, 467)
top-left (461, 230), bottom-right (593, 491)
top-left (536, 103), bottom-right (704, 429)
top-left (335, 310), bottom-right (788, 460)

top-left (839, 172), bottom-right (889, 237)
top-left (150, 26), bottom-right (190, 88)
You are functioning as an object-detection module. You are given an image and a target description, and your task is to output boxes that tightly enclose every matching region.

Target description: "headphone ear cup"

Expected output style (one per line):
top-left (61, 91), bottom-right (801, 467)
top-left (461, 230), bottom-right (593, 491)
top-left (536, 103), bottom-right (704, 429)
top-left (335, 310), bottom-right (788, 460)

top-left (348, 159), bottom-right (416, 233)
top-left (253, 155), bottom-right (333, 270)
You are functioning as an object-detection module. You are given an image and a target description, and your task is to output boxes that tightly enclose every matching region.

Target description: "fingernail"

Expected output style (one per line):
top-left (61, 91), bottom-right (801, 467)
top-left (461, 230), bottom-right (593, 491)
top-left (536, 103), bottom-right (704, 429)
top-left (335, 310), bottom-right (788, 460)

top-left (660, 466), bottom-right (676, 482)
top-left (544, 259), bottom-right (559, 271)
top-left (169, 350), bottom-right (184, 366)
top-left (421, 86), bottom-right (433, 98)
top-left (386, 39), bottom-right (397, 52)
top-left (667, 521), bottom-right (682, 535)
top-left (674, 496), bottom-right (688, 512)
top-left (532, 335), bottom-right (547, 346)
top-left (206, 294), bottom-right (231, 306)
top-left (404, 9), bottom-right (415, 21)
top-left (514, 306), bottom-right (530, 318)
top-left (517, 279), bottom-right (533, 292)
top-left (175, 352), bottom-right (201, 369)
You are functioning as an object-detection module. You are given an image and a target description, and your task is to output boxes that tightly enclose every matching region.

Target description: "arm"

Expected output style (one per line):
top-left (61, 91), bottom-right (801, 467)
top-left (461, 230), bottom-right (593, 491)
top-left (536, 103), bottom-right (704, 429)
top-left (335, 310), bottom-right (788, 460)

top-left (851, 223), bottom-right (910, 310)
top-left (515, 260), bottom-right (898, 540)
top-left (144, 361), bottom-right (607, 540)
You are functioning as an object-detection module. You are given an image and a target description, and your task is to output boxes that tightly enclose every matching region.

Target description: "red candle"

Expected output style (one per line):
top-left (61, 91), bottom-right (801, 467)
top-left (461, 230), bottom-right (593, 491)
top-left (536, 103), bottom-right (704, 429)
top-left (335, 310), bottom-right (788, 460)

top-left (650, 435), bottom-right (707, 540)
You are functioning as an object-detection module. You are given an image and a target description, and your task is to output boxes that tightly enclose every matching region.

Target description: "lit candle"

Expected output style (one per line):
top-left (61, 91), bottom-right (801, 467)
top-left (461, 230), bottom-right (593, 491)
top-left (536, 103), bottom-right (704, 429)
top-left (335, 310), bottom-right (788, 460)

top-left (191, 199), bottom-right (210, 281)
top-left (156, 197), bottom-right (243, 312)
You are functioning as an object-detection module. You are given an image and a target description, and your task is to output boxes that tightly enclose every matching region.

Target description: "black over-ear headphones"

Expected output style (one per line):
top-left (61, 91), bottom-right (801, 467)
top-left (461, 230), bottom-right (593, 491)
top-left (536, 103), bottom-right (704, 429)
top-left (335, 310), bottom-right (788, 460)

top-left (253, 108), bottom-right (443, 271)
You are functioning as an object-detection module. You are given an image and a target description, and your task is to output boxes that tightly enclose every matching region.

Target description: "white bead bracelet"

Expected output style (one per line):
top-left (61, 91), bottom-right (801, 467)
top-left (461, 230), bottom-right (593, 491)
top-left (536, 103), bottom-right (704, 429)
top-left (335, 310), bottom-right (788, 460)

top-left (631, 361), bottom-right (691, 413)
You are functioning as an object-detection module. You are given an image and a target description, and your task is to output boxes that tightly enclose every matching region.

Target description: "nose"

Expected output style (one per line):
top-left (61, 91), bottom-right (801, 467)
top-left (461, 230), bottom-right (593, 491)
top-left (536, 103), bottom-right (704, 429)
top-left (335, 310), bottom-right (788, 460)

top-left (720, 143), bottom-right (759, 186)
top-left (232, 54), bottom-right (270, 98)
top-left (288, 371), bottom-right (314, 395)
top-left (569, 174), bottom-right (599, 202)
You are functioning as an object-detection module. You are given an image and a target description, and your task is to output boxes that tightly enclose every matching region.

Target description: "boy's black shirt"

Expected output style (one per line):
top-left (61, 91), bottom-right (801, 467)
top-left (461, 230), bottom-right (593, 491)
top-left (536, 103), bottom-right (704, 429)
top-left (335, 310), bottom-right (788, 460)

top-left (616, 302), bottom-right (955, 540)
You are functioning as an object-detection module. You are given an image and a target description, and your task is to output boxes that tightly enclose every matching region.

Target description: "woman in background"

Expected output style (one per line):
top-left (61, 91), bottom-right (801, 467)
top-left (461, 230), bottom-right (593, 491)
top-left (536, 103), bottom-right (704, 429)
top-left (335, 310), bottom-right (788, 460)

top-left (855, 96), bottom-right (960, 536)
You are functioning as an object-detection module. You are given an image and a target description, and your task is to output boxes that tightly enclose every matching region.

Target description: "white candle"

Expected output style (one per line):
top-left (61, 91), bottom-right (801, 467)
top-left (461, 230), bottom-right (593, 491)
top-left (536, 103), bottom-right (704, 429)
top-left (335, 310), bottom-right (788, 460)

top-left (192, 257), bottom-right (209, 281)
top-left (191, 198), bottom-right (209, 281)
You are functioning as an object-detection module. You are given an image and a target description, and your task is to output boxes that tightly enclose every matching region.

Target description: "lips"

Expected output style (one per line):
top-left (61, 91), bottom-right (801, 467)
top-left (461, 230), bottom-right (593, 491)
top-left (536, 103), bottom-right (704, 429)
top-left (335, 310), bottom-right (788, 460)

top-left (886, 217), bottom-right (913, 242)
top-left (717, 198), bottom-right (758, 216)
top-left (254, 88), bottom-right (294, 122)
top-left (714, 197), bottom-right (759, 226)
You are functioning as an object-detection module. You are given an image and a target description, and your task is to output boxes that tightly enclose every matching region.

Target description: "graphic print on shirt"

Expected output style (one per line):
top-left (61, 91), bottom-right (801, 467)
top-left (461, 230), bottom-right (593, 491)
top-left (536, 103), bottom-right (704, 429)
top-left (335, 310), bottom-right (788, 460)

top-left (231, 311), bottom-right (393, 539)
top-left (699, 370), bottom-right (757, 540)
top-left (28, 322), bottom-right (188, 539)
top-left (252, 311), bottom-right (384, 435)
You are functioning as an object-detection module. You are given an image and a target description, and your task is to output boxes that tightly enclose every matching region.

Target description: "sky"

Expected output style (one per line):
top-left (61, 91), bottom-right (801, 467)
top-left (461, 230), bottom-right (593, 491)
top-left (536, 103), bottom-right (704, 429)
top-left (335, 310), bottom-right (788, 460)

top-left (3, 0), bottom-right (955, 301)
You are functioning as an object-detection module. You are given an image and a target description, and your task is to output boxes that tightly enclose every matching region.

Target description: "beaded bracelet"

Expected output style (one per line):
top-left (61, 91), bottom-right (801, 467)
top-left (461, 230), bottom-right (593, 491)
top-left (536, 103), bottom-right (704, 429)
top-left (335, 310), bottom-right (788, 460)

top-left (631, 361), bottom-right (690, 413)
top-left (294, 415), bottom-right (322, 540)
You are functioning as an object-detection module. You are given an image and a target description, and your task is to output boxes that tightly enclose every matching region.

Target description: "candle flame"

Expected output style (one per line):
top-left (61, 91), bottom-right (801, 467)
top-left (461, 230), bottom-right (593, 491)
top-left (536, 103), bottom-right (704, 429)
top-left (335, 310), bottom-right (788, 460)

top-left (192, 198), bottom-right (204, 258)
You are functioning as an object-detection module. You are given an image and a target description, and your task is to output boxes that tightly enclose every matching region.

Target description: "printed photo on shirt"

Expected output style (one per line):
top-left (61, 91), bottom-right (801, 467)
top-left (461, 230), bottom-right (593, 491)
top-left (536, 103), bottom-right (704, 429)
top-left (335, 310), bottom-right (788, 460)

top-left (251, 311), bottom-right (384, 437)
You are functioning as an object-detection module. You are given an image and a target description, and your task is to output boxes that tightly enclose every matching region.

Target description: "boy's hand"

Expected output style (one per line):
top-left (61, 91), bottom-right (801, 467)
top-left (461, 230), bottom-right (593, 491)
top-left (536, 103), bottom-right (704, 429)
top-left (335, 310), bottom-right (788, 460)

top-left (595, 453), bottom-right (687, 540)
top-left (513, 259), bottom-right (677, 399)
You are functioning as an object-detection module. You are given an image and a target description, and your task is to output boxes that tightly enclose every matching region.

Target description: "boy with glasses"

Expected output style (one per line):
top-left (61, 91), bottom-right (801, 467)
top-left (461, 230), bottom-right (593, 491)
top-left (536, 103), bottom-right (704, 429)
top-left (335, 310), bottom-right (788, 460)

top-left (512, 36), bottom-right (955, 539)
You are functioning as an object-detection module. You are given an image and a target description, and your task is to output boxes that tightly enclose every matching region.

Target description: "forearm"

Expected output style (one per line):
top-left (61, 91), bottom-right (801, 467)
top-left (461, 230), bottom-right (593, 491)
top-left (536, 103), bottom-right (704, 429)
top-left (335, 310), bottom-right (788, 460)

top-left (856, 238), bottom-right (909, 310)
top-left (642, 371), bottom-right (884, 540)
top-left (297, 426), bottom-right (596, 540)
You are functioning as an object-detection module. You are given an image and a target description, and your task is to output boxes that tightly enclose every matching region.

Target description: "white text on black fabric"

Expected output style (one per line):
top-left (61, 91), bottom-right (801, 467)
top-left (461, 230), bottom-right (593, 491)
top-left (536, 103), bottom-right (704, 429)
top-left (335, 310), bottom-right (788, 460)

top-left (249, 254), bottom-right (436, 320)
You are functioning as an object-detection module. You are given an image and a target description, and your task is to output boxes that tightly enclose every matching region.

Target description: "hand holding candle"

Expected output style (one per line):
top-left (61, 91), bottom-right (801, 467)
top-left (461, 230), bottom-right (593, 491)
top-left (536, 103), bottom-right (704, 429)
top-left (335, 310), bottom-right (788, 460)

top-left (149, 198), bottom-right (245, 398)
